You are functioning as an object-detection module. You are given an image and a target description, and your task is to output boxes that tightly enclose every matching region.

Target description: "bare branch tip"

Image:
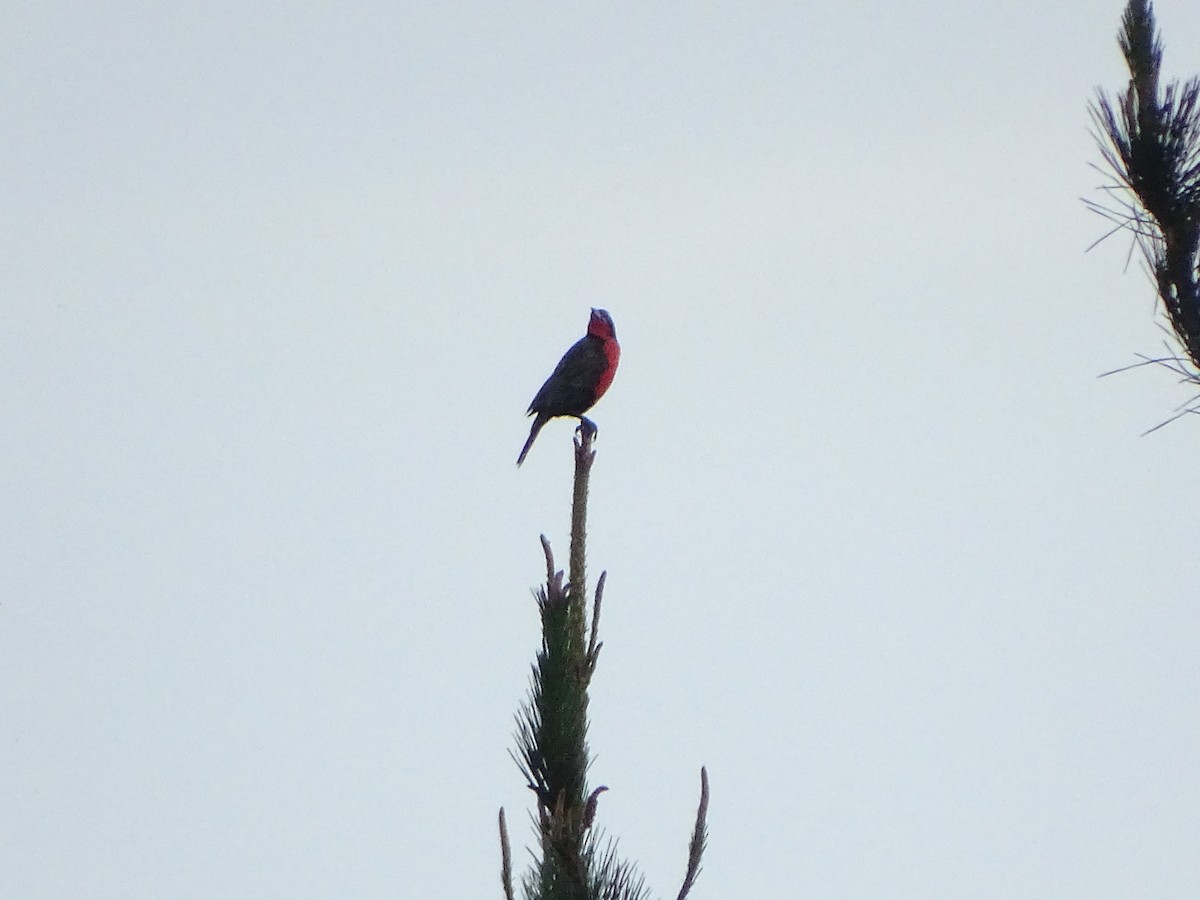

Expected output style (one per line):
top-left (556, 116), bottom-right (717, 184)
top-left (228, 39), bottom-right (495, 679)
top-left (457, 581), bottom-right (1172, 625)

top-left (539, 534), bottom-right (557, 584)
top-left (499, 808), bottom-right (515, 900)
top-left (583, 785), bottom-right (609, 830)
top-left (587, 572), bottom-right (606, 660)
top-left (676, 767), bottom-right (711, 900)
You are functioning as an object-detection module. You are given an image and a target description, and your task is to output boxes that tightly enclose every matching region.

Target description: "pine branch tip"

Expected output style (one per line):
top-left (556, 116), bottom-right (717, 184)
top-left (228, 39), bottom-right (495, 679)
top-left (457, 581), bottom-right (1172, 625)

top-left (583, 785), bottom-right (609, 829)
top-left (676, 767), bottom-right (711, 900)
top-left (499, 807), bottom-right (515, 900)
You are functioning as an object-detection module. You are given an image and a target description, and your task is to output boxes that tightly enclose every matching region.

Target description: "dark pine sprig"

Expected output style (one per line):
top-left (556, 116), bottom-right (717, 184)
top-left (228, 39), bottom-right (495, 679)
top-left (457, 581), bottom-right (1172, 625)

top-left (499, 425), bottom-right (710, 900)
top-left (1088, 0), bottom-right (1200, 398)
top-left (675, 768), bottom-right (709, 900)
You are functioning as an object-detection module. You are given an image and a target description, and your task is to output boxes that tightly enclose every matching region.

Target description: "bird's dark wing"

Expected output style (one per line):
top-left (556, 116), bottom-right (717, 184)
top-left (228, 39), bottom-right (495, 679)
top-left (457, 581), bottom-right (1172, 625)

top-left (527, 335), bottom-right (608, 417)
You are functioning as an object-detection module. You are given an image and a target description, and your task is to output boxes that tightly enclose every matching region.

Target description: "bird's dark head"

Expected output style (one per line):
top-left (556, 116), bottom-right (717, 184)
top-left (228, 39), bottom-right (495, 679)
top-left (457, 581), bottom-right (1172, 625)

top-left (587, 308), bottom-right (616, 340)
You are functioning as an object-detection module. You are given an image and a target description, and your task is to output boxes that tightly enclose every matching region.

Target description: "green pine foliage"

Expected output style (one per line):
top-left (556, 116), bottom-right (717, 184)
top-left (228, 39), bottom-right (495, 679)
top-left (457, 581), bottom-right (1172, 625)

top-left (499, 427), bottom-right (709, 900)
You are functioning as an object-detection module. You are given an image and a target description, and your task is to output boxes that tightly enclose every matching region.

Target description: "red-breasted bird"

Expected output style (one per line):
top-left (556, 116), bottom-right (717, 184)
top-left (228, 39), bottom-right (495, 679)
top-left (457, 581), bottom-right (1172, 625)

top-left (517, 308), bottom-right (620, 466)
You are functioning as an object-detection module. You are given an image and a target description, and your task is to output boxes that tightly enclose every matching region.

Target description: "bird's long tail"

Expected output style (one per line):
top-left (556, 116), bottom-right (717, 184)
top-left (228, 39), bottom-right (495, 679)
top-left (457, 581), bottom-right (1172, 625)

top-left (516, 414), bottom-right (550, 466)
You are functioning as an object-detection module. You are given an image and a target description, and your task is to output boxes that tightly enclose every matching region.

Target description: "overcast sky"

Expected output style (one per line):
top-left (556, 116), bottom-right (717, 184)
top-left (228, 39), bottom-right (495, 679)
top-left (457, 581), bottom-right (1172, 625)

top-left (4, 2), bottom-right (1200, 898)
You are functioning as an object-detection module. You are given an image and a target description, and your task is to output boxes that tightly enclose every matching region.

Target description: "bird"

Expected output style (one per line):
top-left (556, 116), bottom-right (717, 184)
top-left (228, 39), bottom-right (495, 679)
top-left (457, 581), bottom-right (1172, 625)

top-left (517, 308), bottom-right (620, 466)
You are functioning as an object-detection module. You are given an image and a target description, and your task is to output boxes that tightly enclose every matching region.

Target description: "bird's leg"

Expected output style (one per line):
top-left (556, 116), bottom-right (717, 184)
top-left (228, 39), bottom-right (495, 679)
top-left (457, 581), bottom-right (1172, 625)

top-left (576, 416), bottom-right (598, 440)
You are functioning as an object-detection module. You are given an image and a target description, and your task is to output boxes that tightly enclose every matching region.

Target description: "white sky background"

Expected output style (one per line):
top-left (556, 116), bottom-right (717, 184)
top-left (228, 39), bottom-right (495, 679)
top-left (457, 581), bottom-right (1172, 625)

top-left (3, 1), bottom-right (1200, 897)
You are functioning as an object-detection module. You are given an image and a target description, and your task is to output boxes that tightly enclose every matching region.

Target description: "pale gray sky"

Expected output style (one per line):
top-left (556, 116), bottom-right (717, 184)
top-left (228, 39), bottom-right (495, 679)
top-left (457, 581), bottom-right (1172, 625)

top-left (4, 2), bottom-right (1200, 897)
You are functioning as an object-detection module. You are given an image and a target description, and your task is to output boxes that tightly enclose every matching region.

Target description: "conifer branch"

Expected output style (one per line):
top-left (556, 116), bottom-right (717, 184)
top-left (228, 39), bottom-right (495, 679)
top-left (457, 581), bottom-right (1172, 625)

top-left (582, 786), bottom-right (609, 830)
top-left (499, 808), bottom-right (516, 900)
top-left (586, 571), bottom-right (605, 679)
top-left (676, 768), bottom-right (710, 900)
top-left (541, 534), bottom-right (558, 587)
top-left (509, 426), bottom-right (605, 900)
top-left (1089, 0), bottom-right (1200, 379)
top-left (504, 424), bottom-right (710, 899)
top-left (569, 420), bottom-right (597, 620)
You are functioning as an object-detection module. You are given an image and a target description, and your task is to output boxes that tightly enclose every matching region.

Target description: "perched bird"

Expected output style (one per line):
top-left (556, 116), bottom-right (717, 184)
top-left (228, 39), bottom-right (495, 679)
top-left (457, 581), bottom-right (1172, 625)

top-left (517, 308), bottom-right (620, 466)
